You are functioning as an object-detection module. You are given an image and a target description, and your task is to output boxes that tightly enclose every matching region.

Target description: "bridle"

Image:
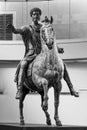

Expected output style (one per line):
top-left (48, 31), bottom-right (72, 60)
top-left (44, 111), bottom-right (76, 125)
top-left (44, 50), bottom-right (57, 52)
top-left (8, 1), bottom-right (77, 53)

top-left (40, 22), bottom-right (55, 50)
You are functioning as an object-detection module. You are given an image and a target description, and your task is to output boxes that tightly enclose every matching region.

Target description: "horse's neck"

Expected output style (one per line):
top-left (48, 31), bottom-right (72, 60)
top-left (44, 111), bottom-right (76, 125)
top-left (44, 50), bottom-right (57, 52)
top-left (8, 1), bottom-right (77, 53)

top-left (53, 40), bottom-right (59, 58)
top-left (40, 38), bottom-right (61, 68)
top-left (53, 39), bottom-right (60, 59)
top-left (47, 41), bottom-right (62, 67)
top-left (41, 40), bottom-right (49, 55)
top-left (40, 40), bottom-right (51, 67)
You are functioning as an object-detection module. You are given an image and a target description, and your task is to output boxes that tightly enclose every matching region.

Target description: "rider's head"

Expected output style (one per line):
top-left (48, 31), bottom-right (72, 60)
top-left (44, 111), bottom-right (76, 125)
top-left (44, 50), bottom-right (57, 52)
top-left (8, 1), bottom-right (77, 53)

top-left (30, 7), bottom-right (42, 24)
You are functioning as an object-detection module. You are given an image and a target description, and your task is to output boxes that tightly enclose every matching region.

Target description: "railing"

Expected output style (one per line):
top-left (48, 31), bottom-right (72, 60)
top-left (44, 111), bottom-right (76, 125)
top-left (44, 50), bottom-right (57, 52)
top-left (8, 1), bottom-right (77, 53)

top-left (0, 39), bottom-right (87, 61)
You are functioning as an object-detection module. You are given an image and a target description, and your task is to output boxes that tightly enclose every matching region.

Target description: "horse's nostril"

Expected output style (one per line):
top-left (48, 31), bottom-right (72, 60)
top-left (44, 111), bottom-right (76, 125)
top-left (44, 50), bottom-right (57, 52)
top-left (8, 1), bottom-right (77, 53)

top-left (50, 40), bottom-right (54, 45)
top-left (52, 41), bottom-right (54, 45)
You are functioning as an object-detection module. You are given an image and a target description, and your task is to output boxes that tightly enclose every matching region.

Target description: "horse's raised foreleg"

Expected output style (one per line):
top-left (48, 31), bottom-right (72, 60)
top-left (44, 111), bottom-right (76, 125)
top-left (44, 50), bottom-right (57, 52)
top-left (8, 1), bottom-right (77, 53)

top-left (54, 81), bottom-right (62, 126)
top-left (40, 92), bottom-right (51, 125)
top-left (41, 78), bottom-right (49, 111)
top-left (19, 88), bottom-right (27, 125)
top-left (33, 74), bottom-right (48, 109)
top-left (34, 75), bottom-right (49, 110)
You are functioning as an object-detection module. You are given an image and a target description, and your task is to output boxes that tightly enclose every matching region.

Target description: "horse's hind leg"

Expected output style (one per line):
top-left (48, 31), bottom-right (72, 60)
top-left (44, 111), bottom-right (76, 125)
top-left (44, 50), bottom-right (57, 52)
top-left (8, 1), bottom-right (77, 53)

top-left (40, 93), bottom-right (51, 125)
top-left (54, 81), bottom-right (62, 126)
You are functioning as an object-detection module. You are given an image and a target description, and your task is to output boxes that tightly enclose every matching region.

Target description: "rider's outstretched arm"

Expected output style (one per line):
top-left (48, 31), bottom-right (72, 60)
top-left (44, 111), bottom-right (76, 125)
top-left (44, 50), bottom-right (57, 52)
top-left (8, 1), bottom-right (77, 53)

top-left (12, 27), bottom-right (23, 34)
top-left (7, 24), bottom-right (24, 34)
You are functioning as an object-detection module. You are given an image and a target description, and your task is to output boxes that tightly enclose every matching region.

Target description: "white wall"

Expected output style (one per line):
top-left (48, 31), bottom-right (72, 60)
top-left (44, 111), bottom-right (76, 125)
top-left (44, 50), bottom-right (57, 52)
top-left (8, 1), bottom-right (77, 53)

top-left (1, 0), bottom-right (87, 39)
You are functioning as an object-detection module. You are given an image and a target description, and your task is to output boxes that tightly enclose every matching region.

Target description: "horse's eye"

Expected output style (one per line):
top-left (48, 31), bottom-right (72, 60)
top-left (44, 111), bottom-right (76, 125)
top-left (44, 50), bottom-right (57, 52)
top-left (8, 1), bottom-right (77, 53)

top-left (41, 30), bottom-right (44, 34)
top-left (51, 28), bottom-right (53, 31)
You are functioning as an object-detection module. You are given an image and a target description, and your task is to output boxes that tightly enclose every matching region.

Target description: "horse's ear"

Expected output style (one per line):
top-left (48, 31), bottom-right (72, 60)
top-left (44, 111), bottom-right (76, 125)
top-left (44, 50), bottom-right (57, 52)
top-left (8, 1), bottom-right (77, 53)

top-left (50, 16), bottom-right (53, 24)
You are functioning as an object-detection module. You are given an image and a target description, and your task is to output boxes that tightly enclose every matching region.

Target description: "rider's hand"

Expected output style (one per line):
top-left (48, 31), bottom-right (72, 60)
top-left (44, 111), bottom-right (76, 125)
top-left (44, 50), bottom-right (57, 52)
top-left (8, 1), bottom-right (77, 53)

top-left (7, 24), bottom-right (15, 32)
top-left (58, 48), bottom-right (64, 54)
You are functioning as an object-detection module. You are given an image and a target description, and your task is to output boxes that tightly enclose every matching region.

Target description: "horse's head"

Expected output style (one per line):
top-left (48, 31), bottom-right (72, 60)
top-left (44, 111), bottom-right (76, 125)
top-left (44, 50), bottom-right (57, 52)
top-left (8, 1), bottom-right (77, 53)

top-left (41, 16), bottom-right (55, 49)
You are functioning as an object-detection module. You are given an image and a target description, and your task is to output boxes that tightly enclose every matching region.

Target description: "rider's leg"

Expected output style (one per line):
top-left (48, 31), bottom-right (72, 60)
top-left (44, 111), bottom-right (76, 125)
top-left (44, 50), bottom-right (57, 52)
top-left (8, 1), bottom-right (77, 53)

top-left (16, 60), bottom-right (28, 99)
top-left (15, 53), bottom-right (36, 99)
top-left (63, 63), bottom-right (79, 97)
top-left (14, 62), bottom-right (20, 83)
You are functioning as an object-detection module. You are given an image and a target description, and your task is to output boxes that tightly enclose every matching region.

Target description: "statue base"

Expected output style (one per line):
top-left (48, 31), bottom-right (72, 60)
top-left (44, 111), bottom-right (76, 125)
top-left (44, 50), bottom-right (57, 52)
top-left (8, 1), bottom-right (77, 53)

top-left (0, 123), bottom-right (87, 130)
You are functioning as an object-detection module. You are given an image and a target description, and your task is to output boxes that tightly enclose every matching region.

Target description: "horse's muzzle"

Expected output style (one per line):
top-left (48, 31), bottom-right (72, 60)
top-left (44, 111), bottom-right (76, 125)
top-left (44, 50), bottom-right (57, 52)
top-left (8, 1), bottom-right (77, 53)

top-left (46, 39), bottom-right (54, 49)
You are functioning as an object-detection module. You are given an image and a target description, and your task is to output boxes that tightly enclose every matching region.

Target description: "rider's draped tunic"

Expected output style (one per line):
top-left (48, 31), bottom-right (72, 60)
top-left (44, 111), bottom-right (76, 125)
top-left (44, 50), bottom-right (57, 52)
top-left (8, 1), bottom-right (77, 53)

top-left (21, 23), bottom-right (42, 61)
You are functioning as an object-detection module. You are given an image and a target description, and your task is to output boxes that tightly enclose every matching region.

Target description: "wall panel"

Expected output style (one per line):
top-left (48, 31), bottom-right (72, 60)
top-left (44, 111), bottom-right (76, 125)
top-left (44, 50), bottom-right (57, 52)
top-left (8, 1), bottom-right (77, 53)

top-left (1, 0), bottom-right (87, 39)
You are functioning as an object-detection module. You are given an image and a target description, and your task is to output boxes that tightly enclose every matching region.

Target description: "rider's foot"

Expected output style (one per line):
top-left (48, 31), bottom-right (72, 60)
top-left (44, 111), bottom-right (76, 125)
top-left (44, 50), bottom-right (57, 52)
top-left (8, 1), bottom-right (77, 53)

top-left (14, 75), bottom-right (17, 83)
top-left (15, 89), bottom-right (21, 99)
top-left (70, 88), bottom-right (79, 97)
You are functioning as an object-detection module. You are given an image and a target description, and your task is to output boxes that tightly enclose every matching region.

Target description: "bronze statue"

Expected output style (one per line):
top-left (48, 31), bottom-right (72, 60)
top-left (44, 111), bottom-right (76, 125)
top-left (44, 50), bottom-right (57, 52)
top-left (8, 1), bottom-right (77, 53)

top-left (21, 17), bottom-right (65, 126)
top-left (7, 11), bottom-right (79, 100)
top-left (7, 7), bottom-right (79, 125)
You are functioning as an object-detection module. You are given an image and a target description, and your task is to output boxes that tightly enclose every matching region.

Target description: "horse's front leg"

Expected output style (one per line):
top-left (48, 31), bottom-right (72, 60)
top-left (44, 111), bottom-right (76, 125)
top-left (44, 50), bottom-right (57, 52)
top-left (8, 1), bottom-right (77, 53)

top-left (40, 92), bottom-right (51, 125)
top-left (19, 90), bottom-right (26, 125)
top-left (54, 81), bottom-right (62, 126)
top-left (33, 75), bottom-right (48, 110)
top-left (41, 78), bottom-right (49, 111)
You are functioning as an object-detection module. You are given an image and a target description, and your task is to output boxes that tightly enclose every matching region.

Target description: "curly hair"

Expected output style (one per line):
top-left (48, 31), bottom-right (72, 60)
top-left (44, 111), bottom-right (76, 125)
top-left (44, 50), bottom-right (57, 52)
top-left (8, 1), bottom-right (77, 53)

top-left (30, 7), bottom-right (42, 17)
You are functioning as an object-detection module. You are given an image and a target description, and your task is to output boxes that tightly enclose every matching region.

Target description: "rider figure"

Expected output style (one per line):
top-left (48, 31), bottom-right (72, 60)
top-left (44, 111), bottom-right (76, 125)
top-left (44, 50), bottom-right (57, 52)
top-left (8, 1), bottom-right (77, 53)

top-left (8, 7), bottom-right (79, 99)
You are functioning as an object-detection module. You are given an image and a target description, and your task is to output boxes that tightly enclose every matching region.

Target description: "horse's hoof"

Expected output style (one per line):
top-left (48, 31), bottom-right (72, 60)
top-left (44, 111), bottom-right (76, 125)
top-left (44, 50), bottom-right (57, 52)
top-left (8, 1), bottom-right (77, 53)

top-left (47, 119), bottom-right (52, 126)
top-left (20, 120), bottom-right (25, 125)
top-left (43, 105), bottom-right (48, 111)
top-left (43, 101), bottom-right (48, 111)
top-left (56, 120), bottom-right (62, 126)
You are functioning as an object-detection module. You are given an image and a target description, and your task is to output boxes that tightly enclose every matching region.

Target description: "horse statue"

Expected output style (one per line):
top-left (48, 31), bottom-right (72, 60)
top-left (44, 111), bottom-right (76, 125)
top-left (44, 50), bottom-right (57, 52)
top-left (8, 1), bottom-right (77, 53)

top-left (18, 16), bottom-right (64, 126)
